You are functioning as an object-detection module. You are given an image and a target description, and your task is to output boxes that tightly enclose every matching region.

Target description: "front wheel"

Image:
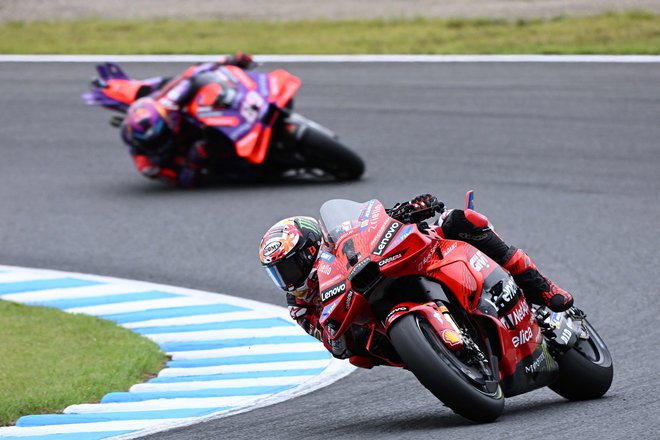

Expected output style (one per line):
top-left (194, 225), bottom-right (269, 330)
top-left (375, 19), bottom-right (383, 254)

top-left (549, 318), bottom-right (613, 400)
top-left (296, 126), bottom-right (365, 181)
top-left (389, 313), bottom-right (504, 423)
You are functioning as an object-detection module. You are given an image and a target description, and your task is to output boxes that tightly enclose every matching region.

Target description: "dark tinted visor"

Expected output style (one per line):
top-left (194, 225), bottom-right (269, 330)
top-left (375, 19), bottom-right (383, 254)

top-left (265, 252), bottom-right (308, 291)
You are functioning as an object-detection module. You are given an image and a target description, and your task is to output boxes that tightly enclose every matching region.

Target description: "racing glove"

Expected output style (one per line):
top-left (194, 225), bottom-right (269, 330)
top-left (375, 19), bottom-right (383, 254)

top-left (388, 194), bottom-right (444, 224)
top-left (226, 52), bottom-right (255, 69)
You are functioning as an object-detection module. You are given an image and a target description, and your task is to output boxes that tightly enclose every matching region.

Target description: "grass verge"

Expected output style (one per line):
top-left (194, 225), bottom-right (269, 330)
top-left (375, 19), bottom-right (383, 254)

top-left (0, 11), bottom-right (659, 54)
top-left (0, 299), bottom-right (166, 426)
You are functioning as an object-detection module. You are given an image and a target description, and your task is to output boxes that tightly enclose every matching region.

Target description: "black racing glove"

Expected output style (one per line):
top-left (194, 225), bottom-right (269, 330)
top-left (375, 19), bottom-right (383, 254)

top-left (387, 194), bottom-right (445, 224)
top-left (226, 52), bottom-right (255, 69)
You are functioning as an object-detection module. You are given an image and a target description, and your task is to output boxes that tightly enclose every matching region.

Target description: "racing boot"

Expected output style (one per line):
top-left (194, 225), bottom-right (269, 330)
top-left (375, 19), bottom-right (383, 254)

top-left (503, 249), bottom-right (574, 312)
top-left (440, 209), bottom-right (573, 312)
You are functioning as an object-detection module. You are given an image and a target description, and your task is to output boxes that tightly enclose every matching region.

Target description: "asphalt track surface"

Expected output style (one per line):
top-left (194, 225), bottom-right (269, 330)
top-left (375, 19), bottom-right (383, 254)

top-left (2, 61), bottom-right (659, 439)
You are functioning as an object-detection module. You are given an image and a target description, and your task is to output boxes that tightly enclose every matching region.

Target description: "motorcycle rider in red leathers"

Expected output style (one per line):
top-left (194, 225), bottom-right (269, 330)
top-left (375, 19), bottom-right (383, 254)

top-left (119, 52), bottom-right (254, 188)
top-left (258, 194), bottom-right (574, 368)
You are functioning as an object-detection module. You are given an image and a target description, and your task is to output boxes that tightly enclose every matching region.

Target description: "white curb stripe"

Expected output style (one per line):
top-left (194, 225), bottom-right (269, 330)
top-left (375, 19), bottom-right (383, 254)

top-left (0, 265), bottom-right (355, 439)
top-left (65, 396), bottom-right (270, 414)
top-left (64, 297), bottom-right (221, 315)
top-left (158, 359), bottom-right (333, 377)
top-left (1, 54), bottom-right (660, 63)
top-left (131, 375), bottom-right (314, 392)
top-left (168, 342), bottom-right (326, 359)
top-left (1, 418), bottom-right (199, 436)
top-left (125, 310), bottom-right (285, 329)
top-left (145, 326), bottom-right (302, 344)
top-left (2, 283), bottom-right (153, 303)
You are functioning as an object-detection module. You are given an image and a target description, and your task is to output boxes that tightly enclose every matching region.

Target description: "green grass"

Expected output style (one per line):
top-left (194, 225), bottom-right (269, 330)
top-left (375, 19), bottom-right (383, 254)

top-left (0, 300), bottom-right (166, 426)
top-left (0, 11), bottom-right (659, 54)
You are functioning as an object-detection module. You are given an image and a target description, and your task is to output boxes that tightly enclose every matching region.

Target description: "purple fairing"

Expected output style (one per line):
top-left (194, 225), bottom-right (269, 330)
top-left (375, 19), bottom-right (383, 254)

top-left (191, 66), bottom-right (274, 144)
top-left (81, 62), bottom-right (165, 113)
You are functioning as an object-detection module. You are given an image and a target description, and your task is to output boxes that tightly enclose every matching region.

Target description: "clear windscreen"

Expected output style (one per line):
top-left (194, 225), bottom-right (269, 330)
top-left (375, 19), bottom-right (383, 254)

top-left (319, 199), bottom-right (366, 246)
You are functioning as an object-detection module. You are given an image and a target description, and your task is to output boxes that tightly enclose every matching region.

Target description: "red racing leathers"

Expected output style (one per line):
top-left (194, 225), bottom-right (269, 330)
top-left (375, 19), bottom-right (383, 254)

top-left (285, 205), bottom-right (573, 367)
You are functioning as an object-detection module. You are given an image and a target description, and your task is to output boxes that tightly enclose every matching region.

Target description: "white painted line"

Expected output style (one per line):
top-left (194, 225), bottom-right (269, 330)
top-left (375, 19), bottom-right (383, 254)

top-left (2, 283), bottom-right (150, 303)
top-left (65, 396), bottom-right (269, 414)
top-left (125, 310), bottom-right (285, 329)
top-left (145, 326), bottom-right (302, 344)
top-left (65, 297), bottom-right (221, 315)
top-left (159, 359), bottom-right (333, 377)
top-left (1, 54), bottom-right (660, 63)
top-left (0, 418), bottom-right (199, 436)
top-left (131, 375), bottom-right (315, 392)
top-left (168, 342), bottom-right (326, 360)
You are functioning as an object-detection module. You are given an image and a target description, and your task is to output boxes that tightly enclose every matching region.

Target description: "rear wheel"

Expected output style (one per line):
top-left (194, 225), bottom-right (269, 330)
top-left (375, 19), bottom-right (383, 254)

top-left (296, 126), bottom-right (365, 181)
top-left (549, 318), bottom-right (613, 400)
top-left (389, 313), bottom-right (504, 423)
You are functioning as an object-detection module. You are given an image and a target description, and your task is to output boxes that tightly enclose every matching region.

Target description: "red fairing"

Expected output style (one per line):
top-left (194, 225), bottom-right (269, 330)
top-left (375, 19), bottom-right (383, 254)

top-left (314, 198), bottom-right (550, 388)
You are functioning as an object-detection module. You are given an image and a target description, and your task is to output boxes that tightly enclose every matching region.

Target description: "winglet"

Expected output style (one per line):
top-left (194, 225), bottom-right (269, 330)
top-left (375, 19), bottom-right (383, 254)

top-left (464, 190), bottom-right (475, 210)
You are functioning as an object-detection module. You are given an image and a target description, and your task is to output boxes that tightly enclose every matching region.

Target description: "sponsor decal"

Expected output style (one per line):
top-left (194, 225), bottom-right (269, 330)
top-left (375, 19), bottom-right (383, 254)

top-left (378, 250), bottom-right (406, 267)
top-left (559, 328), bottom-right (572, 344)
top-left (348, 257), bottom-right (371, 280)
top-left (320, 299), bottom-right (339, 322)
top-left (320, 280), bottom-right (347, 303)
top-left (525, 351), bottom-right (546, 374)
top-left (385, 306), bottom-right (409, 324)
top-left (442, 242), bottom-right (457, 257)
top-left (512, 326), bottom-right (533, 347)
top-left (368, 204), bottom-right (383, 231)
top-left (317, 262), bottom-right (332, 276)
top-left (417, 242), bottom-right (439, 270)
top-left (344, 290), bottom-right (354, 311)
top-left (390, 224), bottom-right (414, 248)
top-left (469, 251), bottom-right (490, 272)
top-left (319, 251), bottom-right (335, 263)
top-left (372, 222), bottom-right (401, 256)
top-left (262, 240), bottom-right (282, 257)
top-left (505, 299), bottom-right (530, 327)
top-left (549, 312), bottom-right (563, 329)
top-left (493, 277), bottom-right (520, 315)
top-left (441, 329), bottom-right (463, 347)
top-left (360, 199), bottom-right (376, 222)
top-left (458, 232), bottom-right (489, 241)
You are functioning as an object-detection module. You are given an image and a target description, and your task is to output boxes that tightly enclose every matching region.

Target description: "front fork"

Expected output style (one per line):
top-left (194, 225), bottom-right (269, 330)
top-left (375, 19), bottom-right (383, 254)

top-left (385, 301), bottom-right (466, 352)
top-left (534, 306), bottom-right (589, 354)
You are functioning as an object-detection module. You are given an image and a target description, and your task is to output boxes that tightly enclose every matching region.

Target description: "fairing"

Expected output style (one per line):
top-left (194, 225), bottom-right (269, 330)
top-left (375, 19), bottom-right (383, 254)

top-left (316, 198), bottom-right (558, 394)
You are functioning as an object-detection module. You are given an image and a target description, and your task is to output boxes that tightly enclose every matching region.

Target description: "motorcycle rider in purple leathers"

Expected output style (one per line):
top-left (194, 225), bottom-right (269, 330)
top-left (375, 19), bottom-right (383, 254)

top-left (259, 194), bottom-right (574, 368)
top-left (119, 52), bottom-right (254, 188)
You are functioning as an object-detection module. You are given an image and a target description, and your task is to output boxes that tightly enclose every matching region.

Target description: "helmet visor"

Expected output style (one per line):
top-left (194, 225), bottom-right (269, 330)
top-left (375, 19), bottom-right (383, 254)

top-left (265, 252), bottom-right (308, 291)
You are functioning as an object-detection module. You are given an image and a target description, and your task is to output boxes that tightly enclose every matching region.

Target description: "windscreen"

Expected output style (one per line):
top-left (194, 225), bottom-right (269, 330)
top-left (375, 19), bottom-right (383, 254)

top-left (319, 199), bottom-right (366, 246)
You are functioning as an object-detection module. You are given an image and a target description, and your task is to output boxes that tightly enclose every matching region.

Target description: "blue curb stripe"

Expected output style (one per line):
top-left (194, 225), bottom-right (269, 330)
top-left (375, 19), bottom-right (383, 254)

top-left (160, 334), bottom-right (318, 352)
top-left (167, 351), bottom-right (330, 368)
top-left (102, 385), bottom-right (293, 403)
top-left (17, 407), bottom-right (233, 427)
top-left (27, 291), bottom-right (183, 309)
top-left (1, 432), bottom-right (134, 440)
top-left (0, 278), bottom-right (102, 295)
top-left (101, 303), bottom-right (247, 324)
top-left (149, 367), bottom-right (325, 383)
top-left (136, 317), bottom-right (294, 335)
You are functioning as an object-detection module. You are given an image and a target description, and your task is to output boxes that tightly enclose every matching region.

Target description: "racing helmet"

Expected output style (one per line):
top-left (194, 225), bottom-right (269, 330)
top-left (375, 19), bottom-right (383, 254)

top-left (120, 97), bottom-right (175, 156)
top-left (259, 216), bottom-right (323, 292)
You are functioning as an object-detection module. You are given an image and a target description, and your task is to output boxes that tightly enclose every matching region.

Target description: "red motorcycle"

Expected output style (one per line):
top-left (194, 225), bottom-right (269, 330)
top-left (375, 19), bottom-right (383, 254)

top-left (82, 61), bottom-right (364, 181)
top-left (316, 191), bottom-right (613, 422)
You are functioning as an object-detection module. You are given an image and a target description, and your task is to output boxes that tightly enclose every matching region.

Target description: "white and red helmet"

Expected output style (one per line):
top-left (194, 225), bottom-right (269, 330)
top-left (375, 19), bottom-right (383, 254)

top-left (259, 216), bottom-right (322, 291)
